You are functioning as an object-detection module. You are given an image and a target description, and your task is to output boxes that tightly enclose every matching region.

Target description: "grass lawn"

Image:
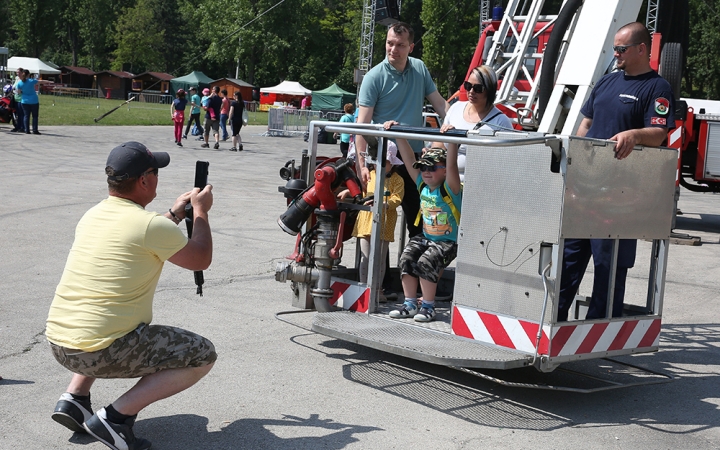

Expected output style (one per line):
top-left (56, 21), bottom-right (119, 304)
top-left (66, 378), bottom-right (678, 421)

top-left (36, 95), bottom-right (269, 126)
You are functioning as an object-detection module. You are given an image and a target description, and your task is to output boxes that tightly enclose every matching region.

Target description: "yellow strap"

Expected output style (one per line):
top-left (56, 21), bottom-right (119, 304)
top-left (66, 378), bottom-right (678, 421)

top-left (415, 182), bottom-right (460, 226)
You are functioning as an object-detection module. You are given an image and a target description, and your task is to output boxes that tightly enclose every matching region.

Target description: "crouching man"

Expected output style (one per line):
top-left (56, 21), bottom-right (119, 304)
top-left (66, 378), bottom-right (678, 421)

top-left (46, 141), bottom-right (216, 450)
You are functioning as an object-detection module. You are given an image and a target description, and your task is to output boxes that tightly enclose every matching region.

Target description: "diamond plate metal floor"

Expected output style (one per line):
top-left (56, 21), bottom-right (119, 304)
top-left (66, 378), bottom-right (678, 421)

top-left (312, 310), bottom-right (533, 370)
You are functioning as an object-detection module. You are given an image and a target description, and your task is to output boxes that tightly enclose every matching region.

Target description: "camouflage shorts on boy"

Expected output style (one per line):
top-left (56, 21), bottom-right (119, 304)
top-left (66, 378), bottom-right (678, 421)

top-left (399, 235), bottom-right (458, 283)
top-left (50, 323), bottom-right (216, 379)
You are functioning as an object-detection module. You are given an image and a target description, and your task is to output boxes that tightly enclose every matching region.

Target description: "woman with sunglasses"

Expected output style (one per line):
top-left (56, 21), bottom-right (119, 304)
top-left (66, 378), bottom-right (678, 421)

top-left (441, 65), bottom-right (513, 181)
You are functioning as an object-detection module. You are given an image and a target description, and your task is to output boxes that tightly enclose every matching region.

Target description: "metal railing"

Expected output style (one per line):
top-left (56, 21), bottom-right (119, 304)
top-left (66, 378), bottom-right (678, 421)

top-left (265, 108), bottom-right (343, 137)
top-left (127, 92), bottom-right (174, 105)
top-left (48, 87), bottom-right (101, 106)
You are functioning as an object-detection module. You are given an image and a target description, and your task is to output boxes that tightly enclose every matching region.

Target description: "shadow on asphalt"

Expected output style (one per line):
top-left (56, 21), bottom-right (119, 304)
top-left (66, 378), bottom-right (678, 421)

top-left (120, 413), bottom-right (381, 450)
top-left (279, 323), bottom-right (720, 435)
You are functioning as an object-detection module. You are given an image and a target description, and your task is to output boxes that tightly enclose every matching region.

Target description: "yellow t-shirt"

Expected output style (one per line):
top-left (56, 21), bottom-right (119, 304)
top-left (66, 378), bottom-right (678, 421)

top-left (46, 196), bottom-right (188, 352)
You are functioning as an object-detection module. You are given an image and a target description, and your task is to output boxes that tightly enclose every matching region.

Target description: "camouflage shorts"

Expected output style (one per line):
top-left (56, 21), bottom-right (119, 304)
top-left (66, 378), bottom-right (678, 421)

top-left (399, 235), bottom-right (458, 283)
top-left (50, 323), bottom-right (217, 379)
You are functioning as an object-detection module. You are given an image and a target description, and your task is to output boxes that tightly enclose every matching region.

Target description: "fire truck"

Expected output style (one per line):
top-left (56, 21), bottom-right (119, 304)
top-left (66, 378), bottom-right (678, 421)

top-left (273, 0), bottom-right (700, 390)
top-left (455, 0), bottom-right (720, 192)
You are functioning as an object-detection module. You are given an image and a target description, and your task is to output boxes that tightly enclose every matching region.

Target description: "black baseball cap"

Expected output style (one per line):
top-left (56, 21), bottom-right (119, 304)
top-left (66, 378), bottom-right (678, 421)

top-left (106, 141), bottom-right (170, 181)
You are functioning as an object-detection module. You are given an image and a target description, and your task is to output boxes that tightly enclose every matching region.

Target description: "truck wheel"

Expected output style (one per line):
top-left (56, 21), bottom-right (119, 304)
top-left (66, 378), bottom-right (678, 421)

top-left (659, 42), bottom-right (683, 98)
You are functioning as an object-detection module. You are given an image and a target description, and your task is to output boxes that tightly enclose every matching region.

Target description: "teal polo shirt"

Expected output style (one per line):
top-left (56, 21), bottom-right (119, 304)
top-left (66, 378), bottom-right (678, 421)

top-left (358, 56), bottom-right (437, 153)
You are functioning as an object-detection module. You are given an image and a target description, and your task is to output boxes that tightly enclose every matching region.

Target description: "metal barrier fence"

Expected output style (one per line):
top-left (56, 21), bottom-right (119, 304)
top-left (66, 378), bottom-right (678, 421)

top-left (127, 92), bottom-right (174, 107)
top-left (48, 87), bottom-right (101, 106)
top-left (265, 108), bottom-right (343, 136)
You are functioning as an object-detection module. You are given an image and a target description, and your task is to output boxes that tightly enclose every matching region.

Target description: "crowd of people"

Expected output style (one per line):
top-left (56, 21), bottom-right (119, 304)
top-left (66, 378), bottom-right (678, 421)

top-left (174, 86), bottom-right (246, 152)
top-left (40, 19), bottom-right (674, 450)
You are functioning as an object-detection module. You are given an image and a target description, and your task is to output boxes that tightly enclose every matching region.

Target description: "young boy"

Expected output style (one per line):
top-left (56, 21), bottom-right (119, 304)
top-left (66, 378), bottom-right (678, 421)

top-left (384, 121), bottom-right (462, 322)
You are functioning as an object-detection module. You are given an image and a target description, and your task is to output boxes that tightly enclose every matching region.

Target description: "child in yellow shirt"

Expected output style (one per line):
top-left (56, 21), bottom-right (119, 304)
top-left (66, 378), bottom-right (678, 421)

top-left (339, 141), bottom-right (405, 299)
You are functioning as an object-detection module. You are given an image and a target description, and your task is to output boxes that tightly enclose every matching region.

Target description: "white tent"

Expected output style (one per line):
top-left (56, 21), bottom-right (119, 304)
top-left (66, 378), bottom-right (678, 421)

top-left (7, 56), bottom-right (61, 75)
top-left (260, 80), bottom-right (310, 96)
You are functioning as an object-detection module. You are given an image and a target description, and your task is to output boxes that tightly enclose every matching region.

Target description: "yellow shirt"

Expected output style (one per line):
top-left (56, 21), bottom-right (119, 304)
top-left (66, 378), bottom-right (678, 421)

top-left (46, 197), bottom-right (188, 351)
top-left (352, 169), bottom-right (404, 242)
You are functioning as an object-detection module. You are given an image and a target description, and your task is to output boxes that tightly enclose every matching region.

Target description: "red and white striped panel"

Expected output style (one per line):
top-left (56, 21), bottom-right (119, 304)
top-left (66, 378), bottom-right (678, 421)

top-left (549, 318), bottom-right (661, 357)
top-left (329, 280), bottom-right (369, 313)
top-left (452, 306), bottom-right (550, 355)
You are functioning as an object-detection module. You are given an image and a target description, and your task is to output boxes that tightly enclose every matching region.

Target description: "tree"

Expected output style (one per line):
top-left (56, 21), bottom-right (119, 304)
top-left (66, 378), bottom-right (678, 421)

top-left (8, 0), bottom-right (59, 57)
top-left (686, 0), bottom-right (720, 99)
top-left (77, 0), bottom-right (113, 71)
top-left (112, 0), bottom-right (165, 73)
top-left (420, 0), bottom-right (479, 98)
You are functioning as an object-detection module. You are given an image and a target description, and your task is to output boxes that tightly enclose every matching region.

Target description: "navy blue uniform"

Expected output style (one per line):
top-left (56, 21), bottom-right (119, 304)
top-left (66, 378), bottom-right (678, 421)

top-left (557, 70), bottom-right (674, 321)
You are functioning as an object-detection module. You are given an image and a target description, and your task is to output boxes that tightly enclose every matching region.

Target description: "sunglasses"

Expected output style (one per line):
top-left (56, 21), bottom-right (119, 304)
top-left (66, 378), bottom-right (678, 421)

top-left (463, 81), bottom-right (485, 94)
top-left (141, 168), bottom-right (158, 177)
top-left (613, 43), bottom-right (641, 54)
top-left (419, 165), bottom-right (446, 173)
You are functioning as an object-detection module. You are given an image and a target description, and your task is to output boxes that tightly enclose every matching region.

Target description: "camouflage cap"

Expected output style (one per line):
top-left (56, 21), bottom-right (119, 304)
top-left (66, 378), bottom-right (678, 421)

top-left (412, 147), bottom-right (447, 168)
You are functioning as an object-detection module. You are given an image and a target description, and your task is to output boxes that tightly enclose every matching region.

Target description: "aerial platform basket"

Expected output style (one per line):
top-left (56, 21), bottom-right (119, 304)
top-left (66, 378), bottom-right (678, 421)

top-left (278, 123), bottom-right (678, 386)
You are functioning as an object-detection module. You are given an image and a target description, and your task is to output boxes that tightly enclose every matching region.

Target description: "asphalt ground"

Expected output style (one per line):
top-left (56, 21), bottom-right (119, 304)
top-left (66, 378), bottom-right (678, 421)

top-left (1, 125), bottom-right (719, 449)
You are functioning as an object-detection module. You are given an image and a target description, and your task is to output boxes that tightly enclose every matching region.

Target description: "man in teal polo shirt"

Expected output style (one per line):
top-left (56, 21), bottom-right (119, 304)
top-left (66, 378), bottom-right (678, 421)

top-left (355, 22), bottom-right (448, 238)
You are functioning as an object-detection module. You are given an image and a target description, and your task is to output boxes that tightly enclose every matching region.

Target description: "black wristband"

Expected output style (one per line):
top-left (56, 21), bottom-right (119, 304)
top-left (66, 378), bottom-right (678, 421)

top-left (169, 208), bottom-right (180, 222)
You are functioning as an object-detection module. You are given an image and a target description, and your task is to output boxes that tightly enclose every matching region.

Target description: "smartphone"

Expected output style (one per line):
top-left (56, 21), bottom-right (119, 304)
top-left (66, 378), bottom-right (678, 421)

top-left (194, 161), bottom-right (209, 189)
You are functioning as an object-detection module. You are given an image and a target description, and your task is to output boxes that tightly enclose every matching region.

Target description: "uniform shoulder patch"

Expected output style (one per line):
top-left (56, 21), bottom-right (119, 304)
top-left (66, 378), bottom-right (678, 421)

top-left (651, 117), bottom-right (667, 125)
top-left (655, 97), bottom-right (670, 115)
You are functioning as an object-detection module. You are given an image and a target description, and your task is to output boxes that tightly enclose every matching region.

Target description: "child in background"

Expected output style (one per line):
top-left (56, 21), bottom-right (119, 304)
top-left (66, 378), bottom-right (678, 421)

top-left (384, 124), bottom-right (462, 323)
top-left (171, 89), bottom-right (188, 146)
top-left (338, 141), bottom-right (405, 301)
top-left (220, 89), bottom-right (230, 141)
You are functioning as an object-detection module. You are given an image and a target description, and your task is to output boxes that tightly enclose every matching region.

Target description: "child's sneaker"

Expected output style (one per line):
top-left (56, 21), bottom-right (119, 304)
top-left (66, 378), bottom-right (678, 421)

top-left (414, 305), bottom-right (436, 322)
top-left (213, 142), bottom-right (220, 150)
top-left (389, 301), bottom-right (418, 319)
top-left (200, 143), bottom-right (209, 148)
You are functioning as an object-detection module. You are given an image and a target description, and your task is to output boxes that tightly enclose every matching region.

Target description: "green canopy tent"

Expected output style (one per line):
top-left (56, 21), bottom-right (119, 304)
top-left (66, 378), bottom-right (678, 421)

top-left (311, 83), bottom-right (356, 111)
top-left (170, 71), bottom-right (214, 93)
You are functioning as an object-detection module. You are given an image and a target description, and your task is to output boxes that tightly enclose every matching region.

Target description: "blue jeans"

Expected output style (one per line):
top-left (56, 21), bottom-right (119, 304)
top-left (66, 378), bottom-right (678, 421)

top-left (22, 102), bottom-right (39, 133)
top-left (220, 114), bottom-right (229, 140)
top-left (15, 101), bottom-right (25, 131)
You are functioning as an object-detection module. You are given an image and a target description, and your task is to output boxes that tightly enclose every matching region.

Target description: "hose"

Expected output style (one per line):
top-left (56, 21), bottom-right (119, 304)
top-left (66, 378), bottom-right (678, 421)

top-left (536, 0), bottom-right (584, 123)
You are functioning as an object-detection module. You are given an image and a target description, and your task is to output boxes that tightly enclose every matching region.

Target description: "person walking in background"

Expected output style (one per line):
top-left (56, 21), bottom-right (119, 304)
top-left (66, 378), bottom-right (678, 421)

top-left (228, 91), bottom-right (245, 152)
top-left (219, 89), bottom-right (230, 141)
top-left (440, 65), bottom-right (513, 182)
top-left (183, 87), bottom-right (202, 140)
top-left (201, 87), bottom-right (222, 150)
top-left (195, 88), bottom-right (212, 141)
top-left (11, 68), bottom-right (24, 132)
top-left (171, 89), bottom-right (188, 147)
top-left (336, 103), bottom-right (355, 159)
top-left (16, 69), bottom-right (41, 135)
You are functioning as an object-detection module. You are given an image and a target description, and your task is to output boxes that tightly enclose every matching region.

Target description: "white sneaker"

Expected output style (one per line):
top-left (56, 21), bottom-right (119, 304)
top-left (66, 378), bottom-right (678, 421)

top-left (389, 301), bottom-right (418, 318)
top-left (414, 305), bottom-right (436, 322)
